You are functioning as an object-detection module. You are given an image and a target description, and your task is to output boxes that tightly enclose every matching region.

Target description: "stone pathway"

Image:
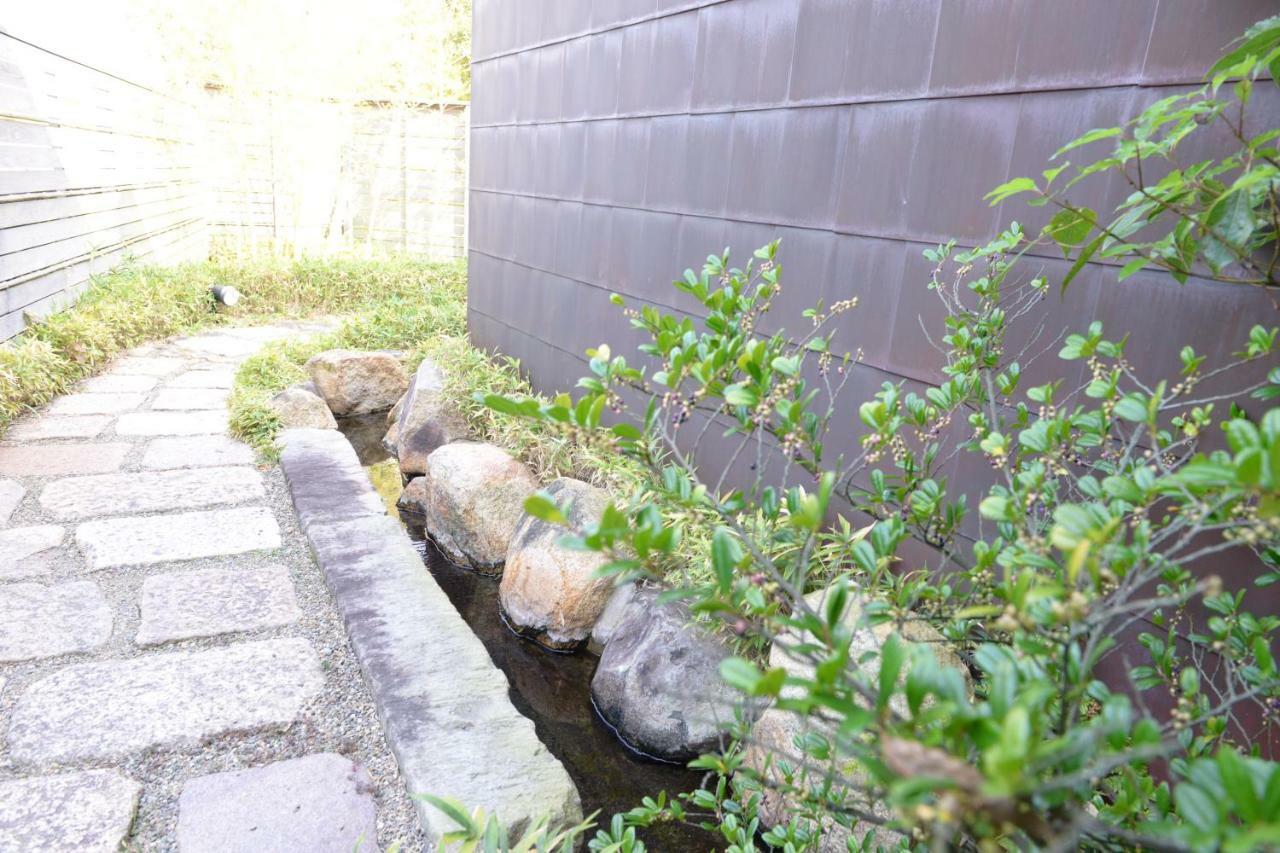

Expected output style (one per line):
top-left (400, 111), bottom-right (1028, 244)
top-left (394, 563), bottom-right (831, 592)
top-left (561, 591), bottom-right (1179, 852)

top-left (0, 325), bottom-right (424, 851)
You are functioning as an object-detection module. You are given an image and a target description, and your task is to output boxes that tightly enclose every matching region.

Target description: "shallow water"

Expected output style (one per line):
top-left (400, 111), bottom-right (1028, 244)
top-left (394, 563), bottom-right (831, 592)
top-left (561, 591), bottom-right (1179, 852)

top-left (334, 416), bottom-right (719, 850)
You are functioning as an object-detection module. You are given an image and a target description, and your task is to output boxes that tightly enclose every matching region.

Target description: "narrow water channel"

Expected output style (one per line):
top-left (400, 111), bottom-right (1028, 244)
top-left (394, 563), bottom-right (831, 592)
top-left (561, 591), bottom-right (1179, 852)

top-left (335, 415), bottom-right (719, 850)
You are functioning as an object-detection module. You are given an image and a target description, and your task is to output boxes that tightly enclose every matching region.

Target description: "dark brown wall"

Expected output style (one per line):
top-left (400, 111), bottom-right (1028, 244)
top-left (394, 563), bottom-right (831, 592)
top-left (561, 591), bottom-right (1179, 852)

top-left (468, 0), bottom-right (1279, 445)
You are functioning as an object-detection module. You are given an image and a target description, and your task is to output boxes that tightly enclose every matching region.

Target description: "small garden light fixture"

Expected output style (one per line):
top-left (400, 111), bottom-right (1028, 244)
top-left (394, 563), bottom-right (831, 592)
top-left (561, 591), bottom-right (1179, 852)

top-left (210, 284), bottom-right (241, 308)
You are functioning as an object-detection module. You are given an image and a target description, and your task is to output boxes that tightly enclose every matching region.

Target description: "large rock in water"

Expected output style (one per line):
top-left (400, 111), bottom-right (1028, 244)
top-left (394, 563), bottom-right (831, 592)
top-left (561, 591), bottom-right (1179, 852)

top-left (394, 359), bottom-right (468, 476)
top-left (422, 443), bottom-right (538, 572)
top-left (267, 387), bottom-right (337, 430)
top-left (743, 588), bottom-right (970, 850)
top-left (499, 478), bottom-right (612, 649)
top-left (588, 582), bottom-right (638, 653)
top-left (305, 350), bottom-right (407, 416)
top-left (591, 589), bottom-right (742, 761)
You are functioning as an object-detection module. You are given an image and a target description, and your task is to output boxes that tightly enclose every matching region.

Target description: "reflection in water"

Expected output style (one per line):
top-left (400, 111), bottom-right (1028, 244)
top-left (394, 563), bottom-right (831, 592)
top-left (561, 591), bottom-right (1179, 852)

top-left (333, 415), bottom-right (720, 850)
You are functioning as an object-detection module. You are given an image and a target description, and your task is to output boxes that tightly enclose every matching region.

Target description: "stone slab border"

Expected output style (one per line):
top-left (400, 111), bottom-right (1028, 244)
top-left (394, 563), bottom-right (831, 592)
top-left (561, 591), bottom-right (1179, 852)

top-left (277, 428), bottom-right (581, 845)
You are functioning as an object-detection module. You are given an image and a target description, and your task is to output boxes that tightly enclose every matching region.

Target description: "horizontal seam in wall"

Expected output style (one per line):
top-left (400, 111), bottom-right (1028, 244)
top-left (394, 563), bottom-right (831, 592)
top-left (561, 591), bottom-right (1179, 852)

top-left (0, 178), bottom-right (200, 204)
top-left (0, 216), bottom-right (204, 291)
top-left (470, 0), bottom-right (733, 65)
top-left (2, 188), bottom-right (196, 223)
top-left (469, 187), bottom-right (1141, 274)
top-left (0, 200), bottom-right (204, 259)
top-left (470, 80), bottom-right (1207, 129)
top-left (0, 111), bottom-right (197, 146)
top-left (468, 249), bottom-right (932, 389)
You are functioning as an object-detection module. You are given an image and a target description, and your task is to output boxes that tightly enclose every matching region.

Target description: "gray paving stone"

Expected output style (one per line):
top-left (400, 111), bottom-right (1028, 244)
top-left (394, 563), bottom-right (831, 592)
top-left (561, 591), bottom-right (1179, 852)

top-left (0, 770), bottom-right (141, 853)
top-left (141, 435), bottom-right (257, 469)
top-left (150, 388), bottom-right (230, 410)
top-left (176, 336), bottom-right (261, 358)
top-left (47, 393), bottom-right (146, 415)
top-left (166, 370), bottom-right (236, 389)
top-left (0, 525), bottom-right (65, 579)
top-left (0, 478), bottom-right (24, 523)
top-left (0, 442), bottom-right (131, 477)
top-left (176, 753), bottom-right (377, 853)
top-left (116, 410), bottom-right (227, 436)
top-left (78, 374), bottom-right (158, 393)
top-left (110, 356), bottom-right (187, 376)
top-left (40, 466), bottom-right (264, 520)
top-left (7, 638), bottom-right (323, 763)
top-left (137, 565), bottom-right (300, 645)
top-left (5, 415), bottom-right (112, 441)
top-left (0, 581), bottom-right (113, 662)
top-left (76, 506), bottom-right (281, 570)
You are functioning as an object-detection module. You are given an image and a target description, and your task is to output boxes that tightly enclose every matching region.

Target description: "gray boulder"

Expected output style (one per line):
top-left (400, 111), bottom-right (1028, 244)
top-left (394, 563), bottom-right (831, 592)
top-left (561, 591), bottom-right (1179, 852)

top-left (588, 582), bottom-right (638, 653)
top-left (267, 387), bottom-right (337, 430)
top-left (305, 350), bottom-right (408, 416)
top-left (422, 442), bottom-right (538, 572)
top-left (591, 589), bottom-right (742, 761)
top-left (499, 478), bottom-right (612, 650)
top-left (395, 359), bottom-right (468, 476)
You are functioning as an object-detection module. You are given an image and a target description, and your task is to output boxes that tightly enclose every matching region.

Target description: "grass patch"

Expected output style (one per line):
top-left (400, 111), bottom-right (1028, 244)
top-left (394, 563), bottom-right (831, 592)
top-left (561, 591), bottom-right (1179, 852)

top-left (0, 252), bottom-right (463, 435)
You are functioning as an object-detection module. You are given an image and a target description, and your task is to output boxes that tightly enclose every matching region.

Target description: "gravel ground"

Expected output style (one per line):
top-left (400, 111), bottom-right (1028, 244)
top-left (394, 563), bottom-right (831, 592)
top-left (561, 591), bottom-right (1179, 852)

top-left (0, 330), bottom-right (426, 851)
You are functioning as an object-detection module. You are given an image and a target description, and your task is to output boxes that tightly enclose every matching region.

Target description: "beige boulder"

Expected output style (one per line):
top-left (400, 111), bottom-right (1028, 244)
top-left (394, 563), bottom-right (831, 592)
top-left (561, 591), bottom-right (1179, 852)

top-left (421, 443), bottom-right (538, 572)
top-left (267, 387), bottom-right (337, 430)
top-left (743, 589), bottom-right (968, 850)
top-left (394, 359), bottom-right (468, 476)
top-left (305, 350), bottom-right (408, 416)
top-left (499, 478), bottom-right (613, 649)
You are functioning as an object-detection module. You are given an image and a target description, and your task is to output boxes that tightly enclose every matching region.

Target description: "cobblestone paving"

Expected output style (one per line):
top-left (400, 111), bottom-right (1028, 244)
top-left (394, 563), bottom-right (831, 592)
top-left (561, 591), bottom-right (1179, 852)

top-left (0, 325), bottom-right (425, 852)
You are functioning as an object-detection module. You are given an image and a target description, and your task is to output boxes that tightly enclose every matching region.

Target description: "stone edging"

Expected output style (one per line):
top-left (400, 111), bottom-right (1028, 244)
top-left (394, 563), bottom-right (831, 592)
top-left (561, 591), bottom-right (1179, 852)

top-left (276, 428), bottom-right (582, 844)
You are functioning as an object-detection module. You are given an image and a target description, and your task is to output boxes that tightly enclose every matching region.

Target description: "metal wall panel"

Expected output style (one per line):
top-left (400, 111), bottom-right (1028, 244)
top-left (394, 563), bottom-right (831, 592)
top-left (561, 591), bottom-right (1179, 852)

top-left (469, 0), bottom-right (1279, 490)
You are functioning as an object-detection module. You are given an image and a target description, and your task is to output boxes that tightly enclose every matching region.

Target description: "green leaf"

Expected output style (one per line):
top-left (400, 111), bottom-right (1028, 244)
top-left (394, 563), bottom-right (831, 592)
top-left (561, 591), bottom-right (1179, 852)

top-left (1053, 126), bottom-right (1123, 158)
top-left (1102, 475), bottom-right (1144, 503)
top-left (1000, 706), bottom-right (1031, 761)
top-left (1113, 394), bottom-right (1149, 423)
top-left (418, 794), bottom-right (478, 833)
top-left (710, 527), bottom-right (743, 594)
top-left (984, 177), bottom-right (1039, 206)
top-left (979, 495), bottom-right (1012, 521)
top-left (877, 633), bottom-right (905, 714)
top-left (1045, 207), bottom-right (1096, 256)
top-left (1218, 749), bottom-right (1261, 822)
top-left (1176, 783), bottom-right (1220, 834)
top-left (523, 491), bottom-right (567, 525)
top-left (724, 383), bottom-right (759, 407)
top-left (770, 356), bottom-right (800, 376)
top-left (1203, 189), bottom-right (1258, 273)
top-left (1061, 232), bottom-right (1104, 294)
top-left (720, 657), bottom-right (762, 693)
top-left (1118, 257), bottom-right (1148, 280)
top-left (611, 422), bottom-right (643, 441)
top-left (483, 394), bottom-right (529, 417)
